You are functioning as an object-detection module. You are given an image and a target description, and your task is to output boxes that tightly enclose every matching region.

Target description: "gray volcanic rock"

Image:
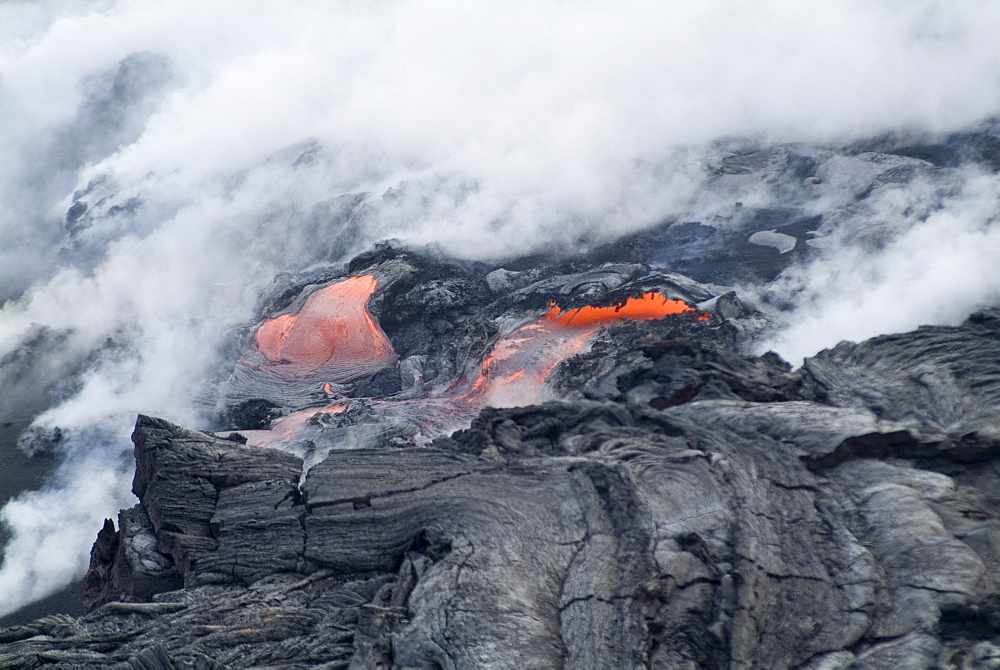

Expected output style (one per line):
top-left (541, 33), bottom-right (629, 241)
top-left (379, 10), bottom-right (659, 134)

top-left (801, 309), bottom-right (1000, 459)
top-left (130, 416), bottom-right (304, 586)
top-left (7, 303), bottom-right (1000, 667)
top-left (83, 505), bottom-right (182, 611)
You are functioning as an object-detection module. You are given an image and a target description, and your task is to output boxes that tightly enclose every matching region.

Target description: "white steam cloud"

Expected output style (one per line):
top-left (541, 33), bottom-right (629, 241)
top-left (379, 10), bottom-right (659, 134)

top-left (759, 168), bottom-right (1000, 363)
top-left (2, 0), bottom-right (1000, 616)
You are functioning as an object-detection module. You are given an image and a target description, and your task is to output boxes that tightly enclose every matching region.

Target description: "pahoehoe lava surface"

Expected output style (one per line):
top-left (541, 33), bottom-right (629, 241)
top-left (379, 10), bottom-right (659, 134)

top-left (7, 134), bottom-right (1000, 668)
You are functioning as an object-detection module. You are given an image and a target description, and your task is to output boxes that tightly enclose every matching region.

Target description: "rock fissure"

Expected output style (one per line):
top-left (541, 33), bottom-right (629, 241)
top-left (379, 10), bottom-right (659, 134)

top-left (304, 468), bottom-right (483, 512)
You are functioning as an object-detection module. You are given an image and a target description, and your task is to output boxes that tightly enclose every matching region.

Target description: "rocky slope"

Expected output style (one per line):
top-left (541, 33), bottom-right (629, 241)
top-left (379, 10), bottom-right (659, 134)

top-left (5, 132), bottom-right (1000, 668)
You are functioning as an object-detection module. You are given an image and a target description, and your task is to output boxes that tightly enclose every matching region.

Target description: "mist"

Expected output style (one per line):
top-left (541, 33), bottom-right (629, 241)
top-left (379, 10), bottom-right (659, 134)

top-left (3, 0), bottom-right (1000, 616)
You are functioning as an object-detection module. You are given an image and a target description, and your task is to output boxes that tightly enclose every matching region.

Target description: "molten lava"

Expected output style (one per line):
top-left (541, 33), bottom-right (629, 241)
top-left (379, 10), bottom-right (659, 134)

top-left (546, 292), bottom-right (695, 327)
top-left (242, 288), bottom-right (708, 447)
top-left (453, 292), bottom-right (703, 407)
top-left (250, 274), bottom-right (397, 382)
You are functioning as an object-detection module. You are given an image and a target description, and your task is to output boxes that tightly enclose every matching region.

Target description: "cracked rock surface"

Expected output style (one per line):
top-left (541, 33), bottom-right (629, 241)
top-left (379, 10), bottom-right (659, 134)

top-left (6, 307), bottom-right (1000, 667)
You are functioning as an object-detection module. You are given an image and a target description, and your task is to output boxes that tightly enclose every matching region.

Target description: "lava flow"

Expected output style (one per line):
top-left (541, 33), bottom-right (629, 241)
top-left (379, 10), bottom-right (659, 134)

top-left (248, 274), bottom-right (397, 382)
top-left (240, 404), bottom-right (345, 447)
top-left (452, 292), bottom-right (702, 407)
top-left (243, 289), bottom-right (706, 446)
top-left (547, 292), bottom-right (697, 326)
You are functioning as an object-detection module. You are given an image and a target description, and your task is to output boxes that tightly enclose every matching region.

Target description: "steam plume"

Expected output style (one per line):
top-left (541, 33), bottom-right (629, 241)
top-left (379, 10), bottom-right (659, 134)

top-left (3, 0), bottom-right (1000, 616)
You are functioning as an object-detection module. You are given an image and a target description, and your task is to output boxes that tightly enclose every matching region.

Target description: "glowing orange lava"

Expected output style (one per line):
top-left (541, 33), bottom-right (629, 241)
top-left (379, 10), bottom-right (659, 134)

top-left (546, 292), bottom-right (695, 327)
top-left (250, 274), bottom-right (397, 382)
top-left (453, 291), bottom-right (705, 407)
top-left (243, 289), bottom-right (710, 446)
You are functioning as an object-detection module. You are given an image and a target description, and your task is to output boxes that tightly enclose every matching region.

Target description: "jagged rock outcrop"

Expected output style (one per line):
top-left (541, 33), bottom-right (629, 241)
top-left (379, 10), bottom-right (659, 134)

top-left (6, 304), bottom-right (1000, 667)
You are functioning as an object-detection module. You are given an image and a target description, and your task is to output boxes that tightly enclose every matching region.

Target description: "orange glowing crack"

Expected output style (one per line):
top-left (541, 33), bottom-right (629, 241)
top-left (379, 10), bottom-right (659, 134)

top-left (249, 274), bottom-right (398, 382)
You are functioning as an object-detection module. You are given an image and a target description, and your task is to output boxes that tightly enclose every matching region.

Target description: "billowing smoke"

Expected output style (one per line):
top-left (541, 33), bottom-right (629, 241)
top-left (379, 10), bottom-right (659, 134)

top-left (3, 0), bottom-right (1000, 616)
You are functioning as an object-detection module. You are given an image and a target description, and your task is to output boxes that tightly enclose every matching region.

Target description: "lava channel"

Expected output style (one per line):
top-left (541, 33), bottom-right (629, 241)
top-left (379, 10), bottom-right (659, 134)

top-left (450, 292), bottom-right (702, 408)
top-left (247, 274), bottom-right (397, 382)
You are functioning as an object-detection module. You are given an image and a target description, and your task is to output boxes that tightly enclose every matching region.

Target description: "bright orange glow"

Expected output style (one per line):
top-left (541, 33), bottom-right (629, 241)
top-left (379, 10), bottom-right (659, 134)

top-left (248, 274), bottom-right (397, 382)
top-left (243, 288), bottom-right (711, 446)
top-left (546, 292), bottom-right (694, 327)
top-left (452, 291), bottom-right (705, 407)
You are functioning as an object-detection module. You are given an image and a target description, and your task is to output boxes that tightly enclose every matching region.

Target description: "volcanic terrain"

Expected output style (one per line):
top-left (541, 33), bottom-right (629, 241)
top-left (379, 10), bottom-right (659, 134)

top-left (6, 132), bottom-right (1000, 668)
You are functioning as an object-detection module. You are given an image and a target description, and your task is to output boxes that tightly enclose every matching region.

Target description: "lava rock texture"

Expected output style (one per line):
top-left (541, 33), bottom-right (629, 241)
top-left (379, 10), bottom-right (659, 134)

top-left (7, 131), bottom-right (1000, 668)
top-left (6, 306), bottom-right (1000, 668)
